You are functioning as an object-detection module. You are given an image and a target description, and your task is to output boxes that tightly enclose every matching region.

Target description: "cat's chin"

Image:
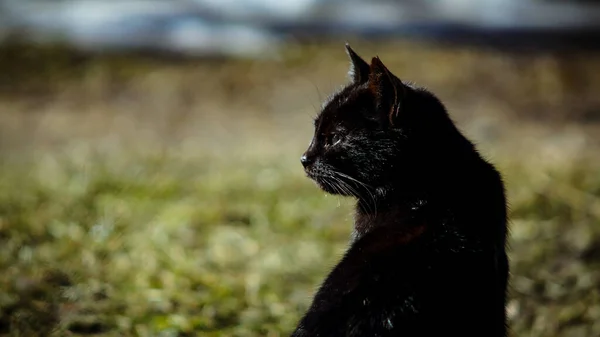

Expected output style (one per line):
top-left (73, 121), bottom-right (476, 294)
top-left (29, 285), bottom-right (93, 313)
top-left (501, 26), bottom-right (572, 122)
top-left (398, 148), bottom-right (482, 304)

top-left (317, 181), bottom-right (345, 196)
top-left (310, 175), bottom-right (353, 196)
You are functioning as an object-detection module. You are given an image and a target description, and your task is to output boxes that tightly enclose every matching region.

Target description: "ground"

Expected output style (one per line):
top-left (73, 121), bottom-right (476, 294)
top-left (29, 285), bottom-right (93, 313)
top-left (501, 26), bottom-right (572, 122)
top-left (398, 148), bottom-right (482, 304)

top-left (1, 40), bottom-right (600, 336)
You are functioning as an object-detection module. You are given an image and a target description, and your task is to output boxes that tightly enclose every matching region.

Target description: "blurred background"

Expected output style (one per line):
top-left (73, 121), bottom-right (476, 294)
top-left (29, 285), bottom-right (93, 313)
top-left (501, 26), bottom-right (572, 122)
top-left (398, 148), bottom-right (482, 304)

top-left (1, 0), bottom-right (600, 336)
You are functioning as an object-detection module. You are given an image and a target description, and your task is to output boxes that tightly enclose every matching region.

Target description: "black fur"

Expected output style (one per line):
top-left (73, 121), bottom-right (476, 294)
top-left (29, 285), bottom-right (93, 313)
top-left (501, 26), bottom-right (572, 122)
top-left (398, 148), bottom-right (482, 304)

top-left (294, 44), bottom-right (509, 336)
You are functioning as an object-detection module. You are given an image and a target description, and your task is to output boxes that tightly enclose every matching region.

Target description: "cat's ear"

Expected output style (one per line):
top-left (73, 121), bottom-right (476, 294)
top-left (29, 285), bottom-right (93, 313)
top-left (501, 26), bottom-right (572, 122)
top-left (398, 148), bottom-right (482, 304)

top-left (345, 43), bottom-right (370, 84)
top-left (368, 56), bottom-right (406, 126)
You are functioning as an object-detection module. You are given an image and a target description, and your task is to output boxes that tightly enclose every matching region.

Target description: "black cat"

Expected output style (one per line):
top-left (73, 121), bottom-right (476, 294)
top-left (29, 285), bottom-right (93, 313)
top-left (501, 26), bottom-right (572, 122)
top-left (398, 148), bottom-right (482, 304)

top-left (292, 44), bottom-right (509, 337)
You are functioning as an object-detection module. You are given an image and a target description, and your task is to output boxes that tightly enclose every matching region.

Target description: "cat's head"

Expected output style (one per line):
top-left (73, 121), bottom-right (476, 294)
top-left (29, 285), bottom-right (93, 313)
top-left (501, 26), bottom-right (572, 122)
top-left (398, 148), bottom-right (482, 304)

top-left (301, 44), bottom-right (455, 197)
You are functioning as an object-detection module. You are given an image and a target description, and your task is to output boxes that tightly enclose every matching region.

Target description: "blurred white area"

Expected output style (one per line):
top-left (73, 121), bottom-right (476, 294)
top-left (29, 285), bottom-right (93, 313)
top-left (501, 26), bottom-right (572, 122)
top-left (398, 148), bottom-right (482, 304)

top-left (1, 0), bottom-right (600, 58)
top-left (193, 0), bottom-right (320, 19)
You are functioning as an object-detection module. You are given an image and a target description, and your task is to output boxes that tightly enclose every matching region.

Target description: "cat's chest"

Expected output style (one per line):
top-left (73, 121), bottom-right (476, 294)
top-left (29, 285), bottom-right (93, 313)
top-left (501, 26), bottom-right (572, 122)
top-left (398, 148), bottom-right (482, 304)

top-left (319, 224), bottom-right (431, 298)
top-left (352, 202), bottom-right (433, 240)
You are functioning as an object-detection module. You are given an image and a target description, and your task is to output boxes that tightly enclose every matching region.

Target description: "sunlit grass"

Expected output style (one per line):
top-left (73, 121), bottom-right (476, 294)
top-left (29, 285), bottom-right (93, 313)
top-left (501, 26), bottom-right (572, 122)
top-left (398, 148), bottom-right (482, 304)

top-left (0, 149), bottom-right (354, 336)
top-left (1, 39), bottom-right (600, 337)
top-left (1, 147), bottom-right (599, 336)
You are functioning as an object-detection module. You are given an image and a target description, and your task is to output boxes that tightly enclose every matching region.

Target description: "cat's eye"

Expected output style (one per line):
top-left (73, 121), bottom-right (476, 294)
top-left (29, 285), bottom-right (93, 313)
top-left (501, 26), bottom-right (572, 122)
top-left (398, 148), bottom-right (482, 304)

top-left (325, 133), bottom-right (341, 147)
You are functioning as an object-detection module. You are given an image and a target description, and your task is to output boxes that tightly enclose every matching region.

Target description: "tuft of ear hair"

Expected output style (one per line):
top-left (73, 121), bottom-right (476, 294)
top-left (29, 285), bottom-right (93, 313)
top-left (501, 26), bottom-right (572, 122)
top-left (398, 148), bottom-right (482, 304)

top-left (368, 56), bottom-right (406, 126)
top-left (345, 43), bottom-right (370, 84)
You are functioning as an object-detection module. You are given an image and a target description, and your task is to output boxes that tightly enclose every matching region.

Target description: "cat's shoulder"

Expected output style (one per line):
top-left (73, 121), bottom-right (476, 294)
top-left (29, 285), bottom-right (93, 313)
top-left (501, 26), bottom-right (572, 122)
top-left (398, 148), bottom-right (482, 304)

top-left (352, 223), bottom-right (427, 257)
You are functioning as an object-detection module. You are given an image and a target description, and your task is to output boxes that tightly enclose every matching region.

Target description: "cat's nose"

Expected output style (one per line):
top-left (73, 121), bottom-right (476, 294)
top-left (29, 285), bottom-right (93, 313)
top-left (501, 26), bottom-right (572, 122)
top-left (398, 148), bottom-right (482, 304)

top-left (300, 154), bottom-right (314, 168)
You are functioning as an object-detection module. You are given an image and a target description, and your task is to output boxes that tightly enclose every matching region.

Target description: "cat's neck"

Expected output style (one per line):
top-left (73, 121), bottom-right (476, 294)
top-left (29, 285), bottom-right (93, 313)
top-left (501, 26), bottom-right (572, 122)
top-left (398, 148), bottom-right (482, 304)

top-left (351, 157), bottom-right (475, 241)
top-left (352, 188), bottom-right (433, 241)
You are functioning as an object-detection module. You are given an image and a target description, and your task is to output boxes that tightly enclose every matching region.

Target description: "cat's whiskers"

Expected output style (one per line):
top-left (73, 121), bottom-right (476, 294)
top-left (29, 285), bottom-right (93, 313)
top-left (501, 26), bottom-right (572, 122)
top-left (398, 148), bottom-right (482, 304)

top-left (347, 180), bottom-right (376, 216)
top-left (330, 170), bottom-right (378, 217)
top-left (320, 174), bottom-right (341, 194)
top-left (334, 175), bottom-right (374, 215)
top-left (328, 176), bottom-right (351, 209)
top-left (322, 175), bottom-right (346, 207)
top-left (338, 180), bottom-right (364, 211)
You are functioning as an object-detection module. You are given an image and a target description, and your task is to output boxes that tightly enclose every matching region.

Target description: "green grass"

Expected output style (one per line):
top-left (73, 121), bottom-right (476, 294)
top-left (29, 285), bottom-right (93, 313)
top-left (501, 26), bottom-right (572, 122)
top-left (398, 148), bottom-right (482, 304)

top-left (1, 40), bottom-right (600, 336)
top-left (0, 150), bottom-right (355, 336)
top-left (2, 149), bottom-right (600, 337)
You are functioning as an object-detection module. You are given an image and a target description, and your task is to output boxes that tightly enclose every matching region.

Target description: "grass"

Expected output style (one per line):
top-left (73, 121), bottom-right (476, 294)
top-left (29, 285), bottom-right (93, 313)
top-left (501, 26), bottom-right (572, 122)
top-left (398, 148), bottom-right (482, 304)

top-left (0, 151), bottom-right (352, 336)
top-left (1, 40), bottom-right (600, 336)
